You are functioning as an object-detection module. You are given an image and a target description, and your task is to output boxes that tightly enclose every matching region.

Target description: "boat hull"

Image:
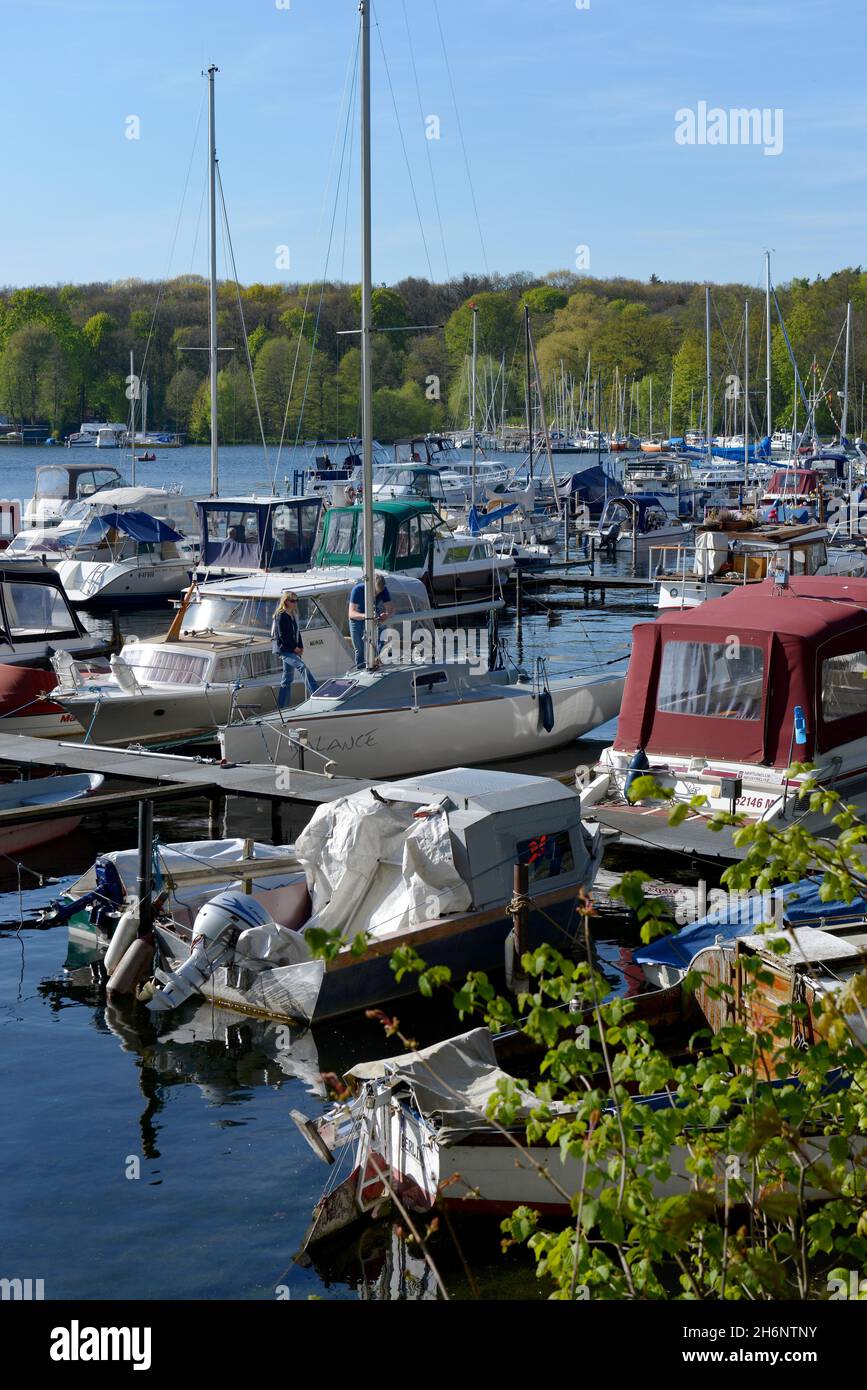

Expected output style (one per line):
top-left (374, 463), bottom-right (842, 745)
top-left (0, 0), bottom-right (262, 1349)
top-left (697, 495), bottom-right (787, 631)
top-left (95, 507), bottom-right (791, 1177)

top-left (221, 674), bottom-right (625, 776)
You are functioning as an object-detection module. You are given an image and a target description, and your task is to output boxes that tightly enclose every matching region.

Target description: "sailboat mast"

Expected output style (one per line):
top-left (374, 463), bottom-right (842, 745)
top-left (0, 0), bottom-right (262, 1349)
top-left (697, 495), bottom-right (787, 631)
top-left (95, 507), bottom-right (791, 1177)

top-left (470, 303), bottom-right (478, 508)
top-left (743, 298), bottom-right (749, 487)
top-left (207, 64), bottom-right (219, 497)
top-left (765, 251), bottom-right (772, 441)
top-left (705, 285), bottom-right (712, 463)
top-left (842, 300), bottom-right (851, 442)
top-left (524, 304), bottom-right (533, 483)
top-left (359, 1), bottom-right (376, 670)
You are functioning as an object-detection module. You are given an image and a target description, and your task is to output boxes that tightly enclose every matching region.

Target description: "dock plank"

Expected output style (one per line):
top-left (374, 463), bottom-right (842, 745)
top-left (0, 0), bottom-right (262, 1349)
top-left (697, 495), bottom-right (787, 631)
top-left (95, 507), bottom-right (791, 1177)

top-left (0, 733), bottom-right (368, 807)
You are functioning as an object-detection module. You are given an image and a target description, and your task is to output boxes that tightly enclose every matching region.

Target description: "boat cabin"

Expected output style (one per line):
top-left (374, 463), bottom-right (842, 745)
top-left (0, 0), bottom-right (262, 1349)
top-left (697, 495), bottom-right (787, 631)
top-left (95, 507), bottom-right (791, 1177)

top-left (196, 495), bottom-right (322, 576)
top-left (25, 463), bottom-right (127, 527)
top-left (370, 465), bottom-right (450, 508)
top-left (0, 562), bottom-right (89, 656)
top-left (615, 575), bottom-right (867, 770)
top-left (599, 495), bottom-right (673, 535)
top-left (315, 499), bottom-right (439, 573)
top-left (690, 521), bottom-right (835, 582)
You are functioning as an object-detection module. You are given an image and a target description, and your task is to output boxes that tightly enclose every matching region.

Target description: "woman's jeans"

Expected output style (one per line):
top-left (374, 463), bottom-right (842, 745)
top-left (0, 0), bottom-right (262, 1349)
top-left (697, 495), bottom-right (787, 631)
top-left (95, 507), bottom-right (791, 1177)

top-left (278, 653), bottom-right (318, 707)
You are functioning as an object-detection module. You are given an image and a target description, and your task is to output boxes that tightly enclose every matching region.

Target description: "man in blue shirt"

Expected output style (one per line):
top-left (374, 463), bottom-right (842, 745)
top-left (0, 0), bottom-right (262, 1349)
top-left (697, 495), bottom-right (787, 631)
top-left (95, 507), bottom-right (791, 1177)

top-left (347, 573), bottom-right (394, 668)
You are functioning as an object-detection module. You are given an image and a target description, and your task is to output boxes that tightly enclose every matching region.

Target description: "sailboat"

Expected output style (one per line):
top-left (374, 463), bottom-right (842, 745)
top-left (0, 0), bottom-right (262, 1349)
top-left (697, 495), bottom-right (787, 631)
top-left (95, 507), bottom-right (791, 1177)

top-left (219, 5), bottom-right (624, 778)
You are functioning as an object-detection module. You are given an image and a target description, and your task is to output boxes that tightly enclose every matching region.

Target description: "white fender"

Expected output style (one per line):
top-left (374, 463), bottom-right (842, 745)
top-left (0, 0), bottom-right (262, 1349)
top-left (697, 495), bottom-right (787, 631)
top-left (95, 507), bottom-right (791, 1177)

top-left (104, 897), bottom-right (140, 977)
top-left (107, 938), bottom-right (154, 997)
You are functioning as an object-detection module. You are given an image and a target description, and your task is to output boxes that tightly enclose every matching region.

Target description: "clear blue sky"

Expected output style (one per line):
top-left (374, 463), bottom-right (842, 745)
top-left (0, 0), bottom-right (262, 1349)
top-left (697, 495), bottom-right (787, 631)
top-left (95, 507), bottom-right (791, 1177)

top-left (0, 0), bottom-right (863, 291)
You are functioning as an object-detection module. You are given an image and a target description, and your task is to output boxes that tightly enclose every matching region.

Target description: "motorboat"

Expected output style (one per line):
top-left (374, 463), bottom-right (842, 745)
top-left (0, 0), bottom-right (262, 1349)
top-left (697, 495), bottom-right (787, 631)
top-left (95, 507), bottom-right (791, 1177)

top-left (24, 462), bottom-right (127, 528)
top-left (594, 494), bottom-right (692, 556)
top-left (52, 570), bottom-right (481, 747)
top-left (0, 562), bottom-right (108, 738)
top-left (580, 574), bottom-right (867, 858)
top-left (195, 495), bottom-right (323, 581)
top-left (95, 424), bottom-right (127, 449)
top-left (42, 509), bottom-right (195, 608)
top-left (295, 1022), bottom-right (860, 1245)
top-left (315, 497), bottom-right (514, 592)
top-left (651, 519), bottom-right (866, 609)
top-left (218, 655), bottom-right (624, 776)
top-left (131, 768), bottom-right (606, 1025)
top-left (0, 772), bottom-right (104, 855)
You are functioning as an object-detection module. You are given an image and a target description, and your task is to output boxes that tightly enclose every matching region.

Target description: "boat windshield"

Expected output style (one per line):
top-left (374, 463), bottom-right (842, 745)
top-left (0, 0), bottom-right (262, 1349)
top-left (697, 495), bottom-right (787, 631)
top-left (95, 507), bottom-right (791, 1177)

top-left (656, 640), bottom-right (764, 720)
top-left (34, 467), bottom-right (71, 500)
top-left (2, 581), bottom-right (79, 638)
top-left (182, 593), bottom-right (327, 635)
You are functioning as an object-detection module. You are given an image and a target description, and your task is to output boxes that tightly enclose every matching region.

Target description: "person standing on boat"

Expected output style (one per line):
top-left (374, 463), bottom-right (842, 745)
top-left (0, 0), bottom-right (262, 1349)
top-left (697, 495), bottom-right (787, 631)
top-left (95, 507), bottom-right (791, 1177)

top-left (348, 573), bottom-right (394, 668)
top-left (272, 591), bottom-right (319, 706)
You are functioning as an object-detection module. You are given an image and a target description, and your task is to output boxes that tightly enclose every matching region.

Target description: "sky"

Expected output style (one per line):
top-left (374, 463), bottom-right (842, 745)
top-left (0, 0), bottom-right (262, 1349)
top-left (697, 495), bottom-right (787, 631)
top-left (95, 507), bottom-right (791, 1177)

top-left (0, 0), bottom-right (864, 293)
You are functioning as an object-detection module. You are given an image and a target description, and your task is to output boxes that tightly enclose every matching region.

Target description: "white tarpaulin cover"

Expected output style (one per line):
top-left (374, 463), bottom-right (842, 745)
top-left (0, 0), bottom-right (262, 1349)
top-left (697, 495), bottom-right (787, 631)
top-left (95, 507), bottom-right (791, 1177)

top-left (347, 1027), bottom-right (541, 1143)
top-left (295, 791), bottom-right (472, 944)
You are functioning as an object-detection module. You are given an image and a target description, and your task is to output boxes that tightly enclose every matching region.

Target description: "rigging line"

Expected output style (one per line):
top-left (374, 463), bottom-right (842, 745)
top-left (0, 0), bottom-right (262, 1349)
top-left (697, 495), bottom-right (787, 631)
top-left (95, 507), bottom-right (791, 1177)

top-left (139, 90), bottom-right (207, 387)
top-left (401, 0), bottom-right (450, 281)
top-left (216, 163), bottom-right (269, 470)
top-left (374, 9), bottom-right (434, 280)
top-left (273, 30), bottom-right (360, 482)
top-left (431, 0), bottom-right (488, 273)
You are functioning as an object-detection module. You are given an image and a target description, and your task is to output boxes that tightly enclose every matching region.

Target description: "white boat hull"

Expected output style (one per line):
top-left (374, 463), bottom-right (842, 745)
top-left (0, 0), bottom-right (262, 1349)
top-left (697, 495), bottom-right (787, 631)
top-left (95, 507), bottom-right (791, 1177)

top-left (220, 673), bottom-right (624, 776)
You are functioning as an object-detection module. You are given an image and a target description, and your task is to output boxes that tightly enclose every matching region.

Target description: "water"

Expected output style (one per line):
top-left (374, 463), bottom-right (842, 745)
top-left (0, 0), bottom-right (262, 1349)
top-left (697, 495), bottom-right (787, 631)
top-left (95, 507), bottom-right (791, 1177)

top-left (0, 443), bottom-right (664, 1300)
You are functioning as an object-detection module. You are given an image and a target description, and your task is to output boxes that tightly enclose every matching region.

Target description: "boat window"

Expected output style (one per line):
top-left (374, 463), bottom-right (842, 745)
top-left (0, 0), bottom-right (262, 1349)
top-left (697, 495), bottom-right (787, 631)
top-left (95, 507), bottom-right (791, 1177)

top-left (34, 467), bottom-right (70, 500)
top-left (645, 507), bottom-right (668, 531)
top-left (791, 547), bottom-right (809, 575)
top-left (445, 543), bottom-right (473, 562)
top-left (269, 501), bottom-right (320, 567)
top-left (203, 507), bottom-right (262, 567)
top-left (517, 830), bottom-right (575, 882)
top-left (821, 650), bottom-right (867, 723)
top-left (657, 640), bottom-right (764, 720)
top-left (323, 510), bottom-right (356, 554)
top-left (2, 582), bottom-right (78, 637)
top-left (212, 650), bottom-right (282, 682)
top-left (413, 669), bottom-right (448, 693)
top-left (601, 500), bottom-right (631, 529)
top-left (310, 678), bottom-right (357, 698)
top-left (121, 647), bottom-right (210, 686)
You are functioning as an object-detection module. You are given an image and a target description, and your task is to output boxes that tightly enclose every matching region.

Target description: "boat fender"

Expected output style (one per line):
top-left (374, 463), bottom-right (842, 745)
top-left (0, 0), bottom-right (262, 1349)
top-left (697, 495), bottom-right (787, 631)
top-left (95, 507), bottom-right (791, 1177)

top-left (103, 897), bottom-right (140, 977)
top-left (107, 937), bottom-right (154, 998)
top-left (623, 747), bottom-right (651, 800)
top-left (538, 688), bottom-right (555, 733)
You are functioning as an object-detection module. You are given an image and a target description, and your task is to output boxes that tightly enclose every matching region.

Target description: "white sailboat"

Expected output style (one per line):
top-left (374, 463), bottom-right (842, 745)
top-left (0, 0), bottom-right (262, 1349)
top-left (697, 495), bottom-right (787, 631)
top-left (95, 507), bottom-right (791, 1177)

top-left (219, 4), bottom-right (623, 777)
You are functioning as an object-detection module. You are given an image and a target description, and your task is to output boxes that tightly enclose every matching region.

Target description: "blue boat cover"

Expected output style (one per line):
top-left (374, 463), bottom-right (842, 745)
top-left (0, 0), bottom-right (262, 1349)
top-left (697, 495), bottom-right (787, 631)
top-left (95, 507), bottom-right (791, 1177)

top-left (468, 502), bottom-right (518, 533)
top-left (90, 511), bottom-right (183, 543)
top-left (633, 876), bottom-right (867, 971)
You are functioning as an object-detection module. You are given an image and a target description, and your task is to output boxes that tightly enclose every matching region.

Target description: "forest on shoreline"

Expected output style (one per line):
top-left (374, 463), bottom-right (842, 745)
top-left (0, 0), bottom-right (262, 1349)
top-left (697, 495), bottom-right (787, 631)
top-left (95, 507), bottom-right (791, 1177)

top-left (1, 265), bottom-right (864, 443)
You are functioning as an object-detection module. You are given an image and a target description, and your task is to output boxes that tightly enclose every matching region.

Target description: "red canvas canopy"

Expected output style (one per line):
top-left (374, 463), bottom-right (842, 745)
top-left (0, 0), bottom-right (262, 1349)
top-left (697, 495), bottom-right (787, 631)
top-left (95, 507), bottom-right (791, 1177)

top-left (615, 576), bottom-right (867, 768)
top-left (766, 469), bottom-right (819, 494)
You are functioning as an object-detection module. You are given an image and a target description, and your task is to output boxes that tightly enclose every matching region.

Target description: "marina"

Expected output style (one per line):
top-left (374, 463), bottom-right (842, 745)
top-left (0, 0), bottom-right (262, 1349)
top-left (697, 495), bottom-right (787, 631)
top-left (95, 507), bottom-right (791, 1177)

top-left (1, 0), bottom-right (866, 1341)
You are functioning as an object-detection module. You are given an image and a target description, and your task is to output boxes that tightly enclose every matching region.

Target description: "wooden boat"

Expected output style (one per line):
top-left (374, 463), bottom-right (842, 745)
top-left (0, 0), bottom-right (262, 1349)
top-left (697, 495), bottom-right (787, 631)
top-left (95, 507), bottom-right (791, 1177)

top-left (0, 772), bottom-right (104, 855)
top-left (295, 1025), bottom-right (863, 1246)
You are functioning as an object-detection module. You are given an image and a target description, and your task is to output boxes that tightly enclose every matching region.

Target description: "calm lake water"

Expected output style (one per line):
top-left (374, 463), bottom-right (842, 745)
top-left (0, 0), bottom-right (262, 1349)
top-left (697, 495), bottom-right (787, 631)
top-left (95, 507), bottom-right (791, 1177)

top-left (0, 442), bottom-right (662, 1300)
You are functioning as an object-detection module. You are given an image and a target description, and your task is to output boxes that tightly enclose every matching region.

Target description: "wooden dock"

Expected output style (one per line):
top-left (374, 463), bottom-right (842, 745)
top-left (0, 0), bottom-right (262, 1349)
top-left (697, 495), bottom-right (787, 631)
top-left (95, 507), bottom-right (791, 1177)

top-left (0, 732), bottom-right (368, 821)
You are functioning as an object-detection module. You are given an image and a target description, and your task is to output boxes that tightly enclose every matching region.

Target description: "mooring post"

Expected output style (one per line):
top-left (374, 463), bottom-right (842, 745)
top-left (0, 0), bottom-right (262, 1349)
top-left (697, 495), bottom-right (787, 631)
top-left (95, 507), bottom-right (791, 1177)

top-left (207, 790), bottom-right (224, 838)
top-left (563, 503), bottom-right (569, 561)
top-left (270, 798), bottom-right (284, 846)
top-left (506, 861), bottom-right (530, 994)
top-left (137, 798), bottom-right (154, 937)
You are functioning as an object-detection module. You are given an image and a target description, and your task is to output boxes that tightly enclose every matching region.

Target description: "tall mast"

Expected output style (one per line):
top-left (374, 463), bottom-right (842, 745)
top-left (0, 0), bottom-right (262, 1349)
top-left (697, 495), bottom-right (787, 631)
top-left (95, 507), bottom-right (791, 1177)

top-left (765, 251), bottom-right (772, 441)
top-left (743, 297), bottom-right (749, 487)
top-left (524, 304), bottom-right (533, 483)
top-left (207, 64), bottom-right (219, 497)
top-left (705, 285), bottom-right (712, 463)
top-left (842, 300), bottom-right (852, 442)
top-left (470, 303), bottom-right (478, 508)
top-left (359, 1), bottom-right (376, 670)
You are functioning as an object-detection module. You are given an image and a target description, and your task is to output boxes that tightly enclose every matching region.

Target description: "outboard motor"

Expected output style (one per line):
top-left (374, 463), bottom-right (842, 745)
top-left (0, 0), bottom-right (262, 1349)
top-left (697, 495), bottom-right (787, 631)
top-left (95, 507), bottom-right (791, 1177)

top-left (599, 521), bottom-right (620, 558)
top-left (148, 891), bottom-right (277, 1014)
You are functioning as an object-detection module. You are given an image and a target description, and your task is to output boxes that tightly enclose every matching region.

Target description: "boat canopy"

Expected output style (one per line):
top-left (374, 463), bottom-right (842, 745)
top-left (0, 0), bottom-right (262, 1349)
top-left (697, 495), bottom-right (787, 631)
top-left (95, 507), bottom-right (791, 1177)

top-left (634, 876), bottom-right (867, 974)
top-left (315, 499), bottom-right (438, 572)
top-left (765, 468), bottom-right (820, 495)
top-left (197, 496), bottom-right (322, 571)
top-left (615, 575), bottom-right (867, 767)
top-left (87, 510), bottom-right (184, 544)
top-left (600, 495), bottom-right (671, 532)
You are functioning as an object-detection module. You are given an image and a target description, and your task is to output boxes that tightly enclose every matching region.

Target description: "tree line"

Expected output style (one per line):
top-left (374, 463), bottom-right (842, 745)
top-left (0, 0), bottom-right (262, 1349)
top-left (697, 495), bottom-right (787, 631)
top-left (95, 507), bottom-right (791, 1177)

top-left (1, 265), bottom-right (864, 443)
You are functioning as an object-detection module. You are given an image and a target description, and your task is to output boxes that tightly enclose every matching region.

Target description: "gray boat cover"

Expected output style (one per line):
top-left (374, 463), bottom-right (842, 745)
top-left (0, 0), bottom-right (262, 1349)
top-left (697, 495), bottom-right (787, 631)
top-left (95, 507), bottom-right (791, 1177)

top-left (347, 1027), bottom-right (538, 1144)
